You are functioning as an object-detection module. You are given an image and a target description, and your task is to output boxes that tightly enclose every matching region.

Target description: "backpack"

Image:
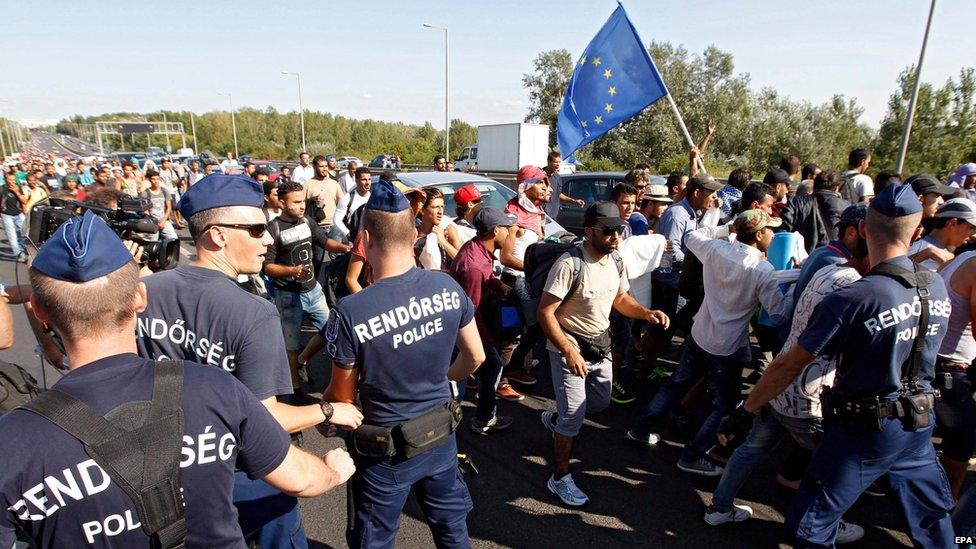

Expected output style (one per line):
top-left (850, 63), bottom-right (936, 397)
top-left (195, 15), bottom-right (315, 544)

top-left (323, 253), bottom-right (354, 308)
top-left (0, 361), bottom-right (39, 416)
top-left (838, 172), bottom-right (859, 205)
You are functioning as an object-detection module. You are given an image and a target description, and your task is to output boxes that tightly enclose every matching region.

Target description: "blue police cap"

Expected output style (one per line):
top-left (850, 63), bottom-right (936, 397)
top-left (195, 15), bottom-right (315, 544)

top-left (177, 174), bottom-right (264, 220)
top-left (869, 183), bottom-right (922, 218)
top-left (365, 179), bottom-right (409, 213)
top-left (32, 210), bottom-right (133, 282)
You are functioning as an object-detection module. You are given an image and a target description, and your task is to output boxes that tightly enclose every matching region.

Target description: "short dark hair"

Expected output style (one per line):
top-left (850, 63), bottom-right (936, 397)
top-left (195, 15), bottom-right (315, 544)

top-left (727, 167), bottom-right (752, 190)
top-left (633, 163), bottom-right (651, 171)
top-left (779, 155), bottom-right (800, 176)
top-left (738, 183), bottom-right (773, 214)
top-left (610, 183), bottom-right (638, 202)
top-left (243, 162), bottom-right (254, 170)
top-left (312, 155), bottom-right (326, 165)
top-left (848, 148), bottom-right (870, 169)
top-left (277, 181), bottom-right (304, 199)
top-left (263, 180), bottom-right (277, 197)
top-left (547, 151), bottom-right (561, 162)
top-left (433, 155), bottom-right (447, 164)
top-left (874, 170), bottom-right (901, 194)
top-left (355, 166), bottom-right (371, 178)
top-left (254, 167), bottom-right (271, 178)
top-left (623, 169), bottom-right (648, 185)
top-left (85, 188), bottom-right (126, 209)
top-left (145, 170), bottom-right (159, 179)
top-left (801, 163), bottom-right (819, 181)
top-left (421, 186), bottom-right (444, 208)
top-left (666, 171), bottom-right (686, 192)
top-left (814, 169), bottom-right (841, 191)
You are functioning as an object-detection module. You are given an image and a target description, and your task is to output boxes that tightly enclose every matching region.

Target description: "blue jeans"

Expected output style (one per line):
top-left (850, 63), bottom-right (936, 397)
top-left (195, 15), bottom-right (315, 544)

top-left (475, 345), bottom-right (505, 423)
top-left (631, 335), bottom-right (749, 462)
top-left (711, 406), bottom-right (821, 512)
top-left (787, 419), bottom-right (953, 548)
top-left (347, 435), bottom-right (472, 549)
top-left (2, 213), bottom-right (25, 257)
top-left (274, 282), bottom-right (330, 350)
top-left (233, 472), bottom-right (308, 549)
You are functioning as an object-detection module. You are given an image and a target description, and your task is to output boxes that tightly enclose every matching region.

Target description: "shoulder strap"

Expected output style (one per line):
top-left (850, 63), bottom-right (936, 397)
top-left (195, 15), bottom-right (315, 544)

top-left (868, 263), bottom-right (934, 386)
top-left (566, 246), bottom-right (585, 299)
top-left (19, 360), bottom-right (187, 549)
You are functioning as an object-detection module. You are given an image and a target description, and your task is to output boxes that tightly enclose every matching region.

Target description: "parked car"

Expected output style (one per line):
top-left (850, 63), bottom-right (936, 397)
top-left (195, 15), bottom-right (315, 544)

top-left (390, 171), bottom-right (565, 236)
top-left (336, 156), bottom-right (363, 169)
top-left (554, 171), bottom-right (627, 235)
top-left (368, 154), bottom-right (401, 169)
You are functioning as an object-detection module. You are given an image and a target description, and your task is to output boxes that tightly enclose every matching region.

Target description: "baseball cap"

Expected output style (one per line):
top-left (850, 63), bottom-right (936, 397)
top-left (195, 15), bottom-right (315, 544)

top-left (763, 168), bottom-right (791, 186)
top-left (583, 201), bottom-right (626, 228)
top-left (516, 165), bottom-right (547, 186)
top-left (688, 173), bottom-right (723, 192)
top-left (733, 209), bottom-right (783, 235)
top-left (907, 173), bottom-right (955, 197)
top-left (473, 207), bottom-right (517, 235)
top-left (934, 198), bottom-right (976, 221)
top-left (838, 203), bottom-right (869, 227)
top-left (642, 185), bottom-right (673, 203)
top-left (455, 184), bottom-right (483, 206)
top-left (325, 154), bottom-right (336, 161)
top-left (33, 210), bottom-right (133, 282)
top-left (870, 183), bottom-right (923, 217)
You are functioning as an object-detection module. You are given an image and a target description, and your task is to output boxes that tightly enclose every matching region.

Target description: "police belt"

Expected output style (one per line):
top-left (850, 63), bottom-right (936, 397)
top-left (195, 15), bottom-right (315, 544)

top-left (350, 400), bottom-right (462, 460)
top-left (822, 388), bottom-right (938, 432)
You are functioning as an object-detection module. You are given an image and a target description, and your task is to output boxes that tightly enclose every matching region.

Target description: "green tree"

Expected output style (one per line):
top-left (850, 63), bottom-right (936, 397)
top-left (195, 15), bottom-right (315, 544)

top-left (522, 49), bottom-right (574, 148)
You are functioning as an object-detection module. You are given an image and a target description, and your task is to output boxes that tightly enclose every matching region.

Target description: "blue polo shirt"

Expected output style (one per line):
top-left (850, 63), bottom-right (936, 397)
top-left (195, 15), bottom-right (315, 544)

top-left (654, 198), bottom-right (698, 288)
top-left (798, 256), bottom-right (952, 398)
top-left (0, 354), bottom-right (290, 548)
top-left (326, 267), bottom-right (474, 427)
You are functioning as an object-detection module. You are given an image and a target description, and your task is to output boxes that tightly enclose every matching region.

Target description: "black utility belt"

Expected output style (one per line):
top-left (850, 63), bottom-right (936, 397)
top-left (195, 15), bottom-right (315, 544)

top-left (823, 389), bottom-right (938, 432)
top-left (563, 327), bottom-right (611, 362)
top-left (351, 401), bottom-right (462, 460)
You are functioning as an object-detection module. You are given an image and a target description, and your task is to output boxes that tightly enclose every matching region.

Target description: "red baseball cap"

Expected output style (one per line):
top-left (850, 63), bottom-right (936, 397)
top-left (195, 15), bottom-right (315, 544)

top-left (516, 165), bottom-right (547, 186)
top-left (455, 184), bottom-right (482, 206)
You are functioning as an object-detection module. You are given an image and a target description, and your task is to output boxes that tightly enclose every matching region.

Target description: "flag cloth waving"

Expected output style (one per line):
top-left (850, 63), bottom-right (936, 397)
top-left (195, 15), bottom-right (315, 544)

top-left (557, 4), bottom-right (668, 161)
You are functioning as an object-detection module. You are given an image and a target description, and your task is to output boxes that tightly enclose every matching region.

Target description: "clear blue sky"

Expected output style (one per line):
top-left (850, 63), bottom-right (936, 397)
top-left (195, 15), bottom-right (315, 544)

top-left (1, 0), bottom-right (972, 131)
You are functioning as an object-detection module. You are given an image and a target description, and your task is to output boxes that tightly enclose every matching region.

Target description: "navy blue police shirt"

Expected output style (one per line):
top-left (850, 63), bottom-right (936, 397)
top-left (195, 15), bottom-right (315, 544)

top-left (798, 256), bottom-right (952, 398)
top-left (0, 354), bottom-right (290, 548)
top-left (326, 267), bottom-right (474, 427)
top-left (136, 265), bottom-right (293, 400)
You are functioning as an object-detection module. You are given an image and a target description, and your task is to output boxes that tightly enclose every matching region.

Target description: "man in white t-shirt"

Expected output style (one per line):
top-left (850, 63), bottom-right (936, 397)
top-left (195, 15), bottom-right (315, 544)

top-left (840, 148), bottom-right (874, 203)
top-left (292, 152), bottom-right (314, 184)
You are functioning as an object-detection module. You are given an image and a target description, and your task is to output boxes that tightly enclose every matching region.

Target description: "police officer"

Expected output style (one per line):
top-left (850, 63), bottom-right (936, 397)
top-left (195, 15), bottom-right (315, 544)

top-left (322, 180), bottom-right (485, 548)
top-left (742, 184), bottom-right (954, 547)
top-left (0, 211), bottom-right (355, 547)
top-left (135, 173), bottom-right (363, 547)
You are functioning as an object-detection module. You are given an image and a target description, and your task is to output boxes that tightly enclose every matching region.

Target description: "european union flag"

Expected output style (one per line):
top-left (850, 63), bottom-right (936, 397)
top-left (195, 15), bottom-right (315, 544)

top-left (557, 4), bottom-right (668, 161)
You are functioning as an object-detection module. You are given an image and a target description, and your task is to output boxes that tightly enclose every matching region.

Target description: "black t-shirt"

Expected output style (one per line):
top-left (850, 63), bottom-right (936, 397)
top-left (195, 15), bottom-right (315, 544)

top-left (265, 215), bottom-right (330, 293)
top-left (1, 187), bottom-right (22, 216)
top-left (326, 267), bottom-right (474, 427)
top-left (0, 354), bottom-right (290, 548)
top-left (136, 265), bottom-right (293, 400)
top-left (41, 173), bottom-right (63, 191)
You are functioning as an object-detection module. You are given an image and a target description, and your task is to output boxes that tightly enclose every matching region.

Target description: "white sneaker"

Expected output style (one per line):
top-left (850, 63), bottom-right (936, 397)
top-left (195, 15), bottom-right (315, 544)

top-left (624, 429), bottom-right (660, 447)
top-left (547, 473), bottom-right (589, 506)
top-left (540, 410), bottom-right (557, 435)
top-left (703, 504), bottom-right (753, 526)
top-left (836, 520), bottom-right (865, 544)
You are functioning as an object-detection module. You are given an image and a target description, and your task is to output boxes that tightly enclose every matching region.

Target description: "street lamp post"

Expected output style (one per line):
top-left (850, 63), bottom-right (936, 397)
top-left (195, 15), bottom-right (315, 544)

top-left (218, 92), bottom-right (239, 158)
top-left (896, 0), bottom-right (938, 174)
top-left (423, 23), bottom-right (449, 161)
top-left (281, 71), bottom-right (307, 153)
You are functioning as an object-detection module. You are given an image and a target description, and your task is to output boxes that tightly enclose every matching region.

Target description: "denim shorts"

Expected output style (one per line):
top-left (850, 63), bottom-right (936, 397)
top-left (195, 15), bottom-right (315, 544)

top-left (274, 282), bottom-right (330, 350)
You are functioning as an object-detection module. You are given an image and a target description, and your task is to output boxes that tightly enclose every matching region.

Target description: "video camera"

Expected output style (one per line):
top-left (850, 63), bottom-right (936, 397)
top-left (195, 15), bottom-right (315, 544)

top-left (26, 196), bottom-right (181, 272)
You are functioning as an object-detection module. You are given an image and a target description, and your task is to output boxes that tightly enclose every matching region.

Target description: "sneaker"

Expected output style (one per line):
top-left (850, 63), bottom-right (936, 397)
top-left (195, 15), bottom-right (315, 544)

top-left (704, 504), bottom-right (753, 526)
top-left (610, 381), bottom-right (636, 404)
top-left (496, 382), bottom-right (524, 401)
top-left (624, 429), bottom-right (660, 447)
top-left (836, 520), bottom-right (865, 544)
top-left (547, 473), bottom-right (589, 506)
top-left (677, 457), bottom-right (724, 477)
top-left (471, 415), bottom-right (514, 435)
top-left (540, 410), bottom-right (557, 434)
top-left (506, 370), bottom-right (537, 386)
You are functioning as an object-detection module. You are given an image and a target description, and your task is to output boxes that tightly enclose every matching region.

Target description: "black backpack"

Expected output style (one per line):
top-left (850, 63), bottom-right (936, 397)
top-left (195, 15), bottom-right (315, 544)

top-left (0, 361), bottom-right (39, 416)
top-left (323, 253), bottom-right (354, 308)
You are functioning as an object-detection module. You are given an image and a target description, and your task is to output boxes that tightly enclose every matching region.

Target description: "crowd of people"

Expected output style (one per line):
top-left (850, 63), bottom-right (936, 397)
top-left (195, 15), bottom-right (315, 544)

top-left (1, 131), bottom-right (976, 548)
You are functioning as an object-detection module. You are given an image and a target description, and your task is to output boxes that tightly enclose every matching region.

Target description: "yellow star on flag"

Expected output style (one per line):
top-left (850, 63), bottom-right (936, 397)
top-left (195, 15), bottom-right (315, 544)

top-left (592, 57), bottom-right (601, 67)
top-left (579, 56), bottom-right (586, 67)
top-left (594, 115), bottom-right (603, 125)
top-left (604, 103), bottom-right (614, 113)
top-left (608, 86), bottom-right (617, 97)
top-left (603, 69), bottom-right (612, 79)
top-left (581, 120), bottom-right (588, 128)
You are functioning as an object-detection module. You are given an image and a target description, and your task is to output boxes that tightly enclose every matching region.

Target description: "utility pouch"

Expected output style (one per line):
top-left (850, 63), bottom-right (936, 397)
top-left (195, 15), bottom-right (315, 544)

top-left (564, 328), bottom-right (611, 362)
top-left (399, 404), bottom-right (454, 459)
top-left (352, 424), bottom-right (396, 458)
top-left (897, 392), bottom-right (936, 432)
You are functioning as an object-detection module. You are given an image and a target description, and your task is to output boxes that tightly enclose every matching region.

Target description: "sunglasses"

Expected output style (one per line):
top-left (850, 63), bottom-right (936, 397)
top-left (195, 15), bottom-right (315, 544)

top-left (636, 185), bottom-right (648, 190)
top-left (593, 225), bottom-right (625, 236)
top-left (205, 223), bottom-right (268, 238)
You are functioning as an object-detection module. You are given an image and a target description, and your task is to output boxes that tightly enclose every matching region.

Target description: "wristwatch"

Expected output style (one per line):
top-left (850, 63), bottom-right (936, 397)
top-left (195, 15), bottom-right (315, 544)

top-left (319, 401), bottom-right (334, 424)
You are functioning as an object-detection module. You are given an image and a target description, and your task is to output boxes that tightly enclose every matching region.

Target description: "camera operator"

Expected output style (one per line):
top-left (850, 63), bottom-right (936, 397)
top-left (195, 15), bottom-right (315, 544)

top-left (136, 174), bottom-right (363, 547)
top-left (0, 211), bottom-right (356, 547)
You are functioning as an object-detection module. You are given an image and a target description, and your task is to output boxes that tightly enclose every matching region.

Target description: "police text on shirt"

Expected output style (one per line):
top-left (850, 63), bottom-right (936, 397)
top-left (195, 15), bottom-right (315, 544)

top-left (862, 295), bottom-right (952, 343)
top-left (351, 289), bottom-right (463, 349)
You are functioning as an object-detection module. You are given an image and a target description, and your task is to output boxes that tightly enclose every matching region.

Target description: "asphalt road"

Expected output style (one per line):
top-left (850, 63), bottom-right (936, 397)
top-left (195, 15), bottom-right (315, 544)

top-left (3, 131), bottom-right (931, 547)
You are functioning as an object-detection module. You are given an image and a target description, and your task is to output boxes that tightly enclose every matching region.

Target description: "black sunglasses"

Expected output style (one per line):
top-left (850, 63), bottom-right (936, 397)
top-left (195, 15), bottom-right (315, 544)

top-left (592, 224), bottom-right (624, 236)
top-left (205, 223), bottom-right (268, 238)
